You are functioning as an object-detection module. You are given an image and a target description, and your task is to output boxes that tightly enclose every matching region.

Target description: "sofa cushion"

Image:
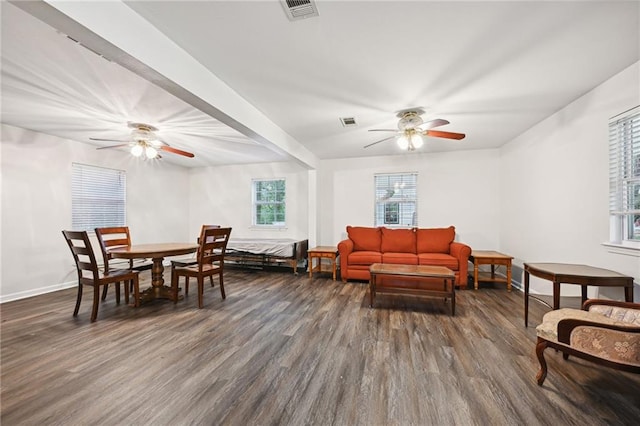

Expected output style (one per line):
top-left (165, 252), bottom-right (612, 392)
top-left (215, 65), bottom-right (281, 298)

top-left (417, 253), bottom-right (459, 270)
top-left (416, 226), bottom-right (455, 254)
top-left (348, 251), bottom-right (382, 265)
top-left (347, 226), bottom-right (381, 252)
top-left (381, 227), bottom-right (416, 253)
top-left (382, 252), bottom-right (418, 264)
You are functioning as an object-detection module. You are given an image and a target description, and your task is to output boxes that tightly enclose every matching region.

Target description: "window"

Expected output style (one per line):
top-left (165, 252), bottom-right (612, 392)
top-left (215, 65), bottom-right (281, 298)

top-left (374, 173), bottom-right (417, 227)
top-left (72, 163), bottom-right (126, 231)
top-left (609, 105), bottom-right (640, 246)
top-left (252, 178), bottom-right (286, 226)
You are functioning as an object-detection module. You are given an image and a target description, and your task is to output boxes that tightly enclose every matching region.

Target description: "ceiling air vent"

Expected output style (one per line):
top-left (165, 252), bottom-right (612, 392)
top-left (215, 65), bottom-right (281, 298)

top-left (280, 0), bottom-right (319, 21)
top-left (340, 117), bottom-right (357, 127)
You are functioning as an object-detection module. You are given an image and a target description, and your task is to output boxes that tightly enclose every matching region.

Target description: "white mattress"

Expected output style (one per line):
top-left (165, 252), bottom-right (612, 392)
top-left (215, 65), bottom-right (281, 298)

top-left (227, 238), bottom-right (298, 258)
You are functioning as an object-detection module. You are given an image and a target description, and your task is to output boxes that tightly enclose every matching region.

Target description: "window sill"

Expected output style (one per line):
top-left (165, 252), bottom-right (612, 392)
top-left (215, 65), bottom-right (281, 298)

top-left (250, 225), bottom-right (288, 231)
top-left (602, 242), bottom-right (640, 257)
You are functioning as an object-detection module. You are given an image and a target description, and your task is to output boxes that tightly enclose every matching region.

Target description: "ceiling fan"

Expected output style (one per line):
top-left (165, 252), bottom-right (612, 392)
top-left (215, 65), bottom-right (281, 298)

top-left (91, 122), bottom-right (195, 159)
top-left (365, 108), bottom-right (465, 151)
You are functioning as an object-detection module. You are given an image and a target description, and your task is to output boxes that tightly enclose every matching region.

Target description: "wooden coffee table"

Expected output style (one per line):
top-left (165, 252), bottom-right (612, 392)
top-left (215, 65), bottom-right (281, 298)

top-left (469, 250), bottom-right (514, 291)
top-left (369, 263), bottom-right (456, 315)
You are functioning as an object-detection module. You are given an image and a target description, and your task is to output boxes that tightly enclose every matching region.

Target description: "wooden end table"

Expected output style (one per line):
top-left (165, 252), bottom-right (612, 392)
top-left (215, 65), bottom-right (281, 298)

top-left (469, 250), bottom-right (514, 291)
top-left (369, 263), bottom-right (456, 315)
top-left (308, 246), bottom-right (339, 280)
top-left (523, 262), bottom-right (635, 327)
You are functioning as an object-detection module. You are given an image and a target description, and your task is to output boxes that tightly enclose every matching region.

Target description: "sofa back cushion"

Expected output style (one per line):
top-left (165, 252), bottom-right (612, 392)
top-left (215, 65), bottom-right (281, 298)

top-left (381, 227), bottom-right (416, 253)
top-left (416, 226), bottom-right (455, 253)
top-left (347, 226), bottom-right (381, 252)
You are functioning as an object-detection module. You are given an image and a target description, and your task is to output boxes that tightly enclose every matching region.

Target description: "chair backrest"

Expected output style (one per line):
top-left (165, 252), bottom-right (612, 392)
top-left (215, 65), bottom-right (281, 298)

top-left (62, 230), bottom-right (100, 281)
top-left (197, 226), bottom-right (232, 270)
top-left (95, 226), bottom-right (132, 272)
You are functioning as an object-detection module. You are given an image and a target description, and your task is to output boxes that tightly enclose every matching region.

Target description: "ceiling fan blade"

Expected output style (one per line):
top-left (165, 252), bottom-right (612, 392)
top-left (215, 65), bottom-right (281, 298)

top-left (368, 129), bottom-right (398, 132)
top-left (90, 137), bottom-right (129, 142)
top-left (364, 135), bottom-right (396, 148)
top-left (423, 130), bottom-right (466, 140)
top-left (96, 143), bottom-right (131, 150)
top-left (160, 145), bottom-right (195, 158)
top-left (419, 118), bottom-right (450, 130)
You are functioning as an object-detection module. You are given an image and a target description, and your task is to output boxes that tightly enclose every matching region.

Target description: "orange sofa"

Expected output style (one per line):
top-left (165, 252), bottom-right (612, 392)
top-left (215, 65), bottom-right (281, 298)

top-left (337, 226), bottom-right (471, 288)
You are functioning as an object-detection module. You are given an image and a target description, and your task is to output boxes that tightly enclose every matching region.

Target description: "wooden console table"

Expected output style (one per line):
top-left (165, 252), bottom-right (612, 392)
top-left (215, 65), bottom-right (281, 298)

top-left (469, 250), bottom-right (513, 291)
top-left (308, 246), bottom-right (339, 280)
top-left (523, 262), bottom-right (634, 327)
top-left (369, 263), bottom-right (456, 315)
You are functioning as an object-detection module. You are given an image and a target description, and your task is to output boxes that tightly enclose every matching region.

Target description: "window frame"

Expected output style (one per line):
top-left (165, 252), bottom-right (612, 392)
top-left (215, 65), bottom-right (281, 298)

top-left (608, 105), bottom-right (640, 251)
top-left (71, 162), bottom-right (126, 232)
top-left (374, 172), bottom-right (418, 228)
top-left (251, 178), bottom-right (286, 228)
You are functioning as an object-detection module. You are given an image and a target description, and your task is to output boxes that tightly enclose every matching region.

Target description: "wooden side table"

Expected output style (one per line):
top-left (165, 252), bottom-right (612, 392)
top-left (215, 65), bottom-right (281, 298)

top-left (308, 246), bottom-right (338, 280)
top-left (469, 250), bottom-right (514, 291)
top-left (523, 262), bottom-right (634, 327)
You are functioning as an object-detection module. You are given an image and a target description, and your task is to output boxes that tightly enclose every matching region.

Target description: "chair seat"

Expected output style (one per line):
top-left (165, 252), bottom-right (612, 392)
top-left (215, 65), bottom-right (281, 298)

top-left (536, 308), bottom-right (628, 343)
top-left (174, 263), bottom-right (221, 276)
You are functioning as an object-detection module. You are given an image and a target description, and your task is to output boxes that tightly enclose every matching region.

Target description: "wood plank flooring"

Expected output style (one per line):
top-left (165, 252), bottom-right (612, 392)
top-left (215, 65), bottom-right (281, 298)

top-left (1, 269), bottom-right (639, 425)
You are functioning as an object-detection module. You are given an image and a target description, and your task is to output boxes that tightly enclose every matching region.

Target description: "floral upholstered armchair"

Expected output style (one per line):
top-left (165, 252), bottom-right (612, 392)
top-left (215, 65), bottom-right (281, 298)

top-left (535, 299), bottom-right (640, 385)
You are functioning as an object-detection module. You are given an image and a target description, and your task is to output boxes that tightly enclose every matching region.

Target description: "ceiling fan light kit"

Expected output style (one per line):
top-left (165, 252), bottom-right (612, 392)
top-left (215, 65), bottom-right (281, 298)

top-left (366, 109), bottom-right (465, 151)
top-left (92, 122), bottom-right (195, 160)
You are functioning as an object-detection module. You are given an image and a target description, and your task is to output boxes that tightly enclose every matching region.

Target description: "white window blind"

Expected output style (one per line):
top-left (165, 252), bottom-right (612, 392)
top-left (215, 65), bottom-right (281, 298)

top-left (72, 163), bottom-right (126, 231)
top-left (609, 105), bottom-right (640, 242)
top-left (374, 173), bottom-right (417, 227)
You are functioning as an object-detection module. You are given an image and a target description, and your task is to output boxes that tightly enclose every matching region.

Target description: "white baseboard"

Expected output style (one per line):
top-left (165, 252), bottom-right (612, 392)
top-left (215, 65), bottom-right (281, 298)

top-left (0, 280), bottom-right (77, 303)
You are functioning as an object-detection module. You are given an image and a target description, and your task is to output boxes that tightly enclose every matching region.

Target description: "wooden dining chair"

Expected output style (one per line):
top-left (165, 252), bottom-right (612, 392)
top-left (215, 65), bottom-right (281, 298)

top-left (170, 224), bottom-right (220, 287)
top-left (171, 226), bottom-right (232, 308)
top-left (95, 226), bottom-right (152, 300)
top-left (62, 230), bottom-right (140, 322)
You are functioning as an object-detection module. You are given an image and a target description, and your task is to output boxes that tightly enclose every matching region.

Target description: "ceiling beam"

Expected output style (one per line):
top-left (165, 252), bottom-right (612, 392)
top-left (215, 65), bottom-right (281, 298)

top-left (13, 0), bottom-right (318, 169)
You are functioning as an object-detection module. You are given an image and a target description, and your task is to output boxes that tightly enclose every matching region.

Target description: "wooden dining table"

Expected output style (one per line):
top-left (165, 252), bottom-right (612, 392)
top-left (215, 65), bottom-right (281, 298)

top-left (109, 242), bottom-right (198, 303)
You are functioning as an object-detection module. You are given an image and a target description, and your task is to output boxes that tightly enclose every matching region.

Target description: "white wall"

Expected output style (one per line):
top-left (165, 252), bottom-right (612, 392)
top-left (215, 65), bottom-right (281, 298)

top-left (0, 124), bottom-right (191, 302)
top-left (318, 149), bottom-right (502, 249)
top-left (500, 61), bottom-right (640, 298)
top-left (187, 162), bottom-right (309, 240)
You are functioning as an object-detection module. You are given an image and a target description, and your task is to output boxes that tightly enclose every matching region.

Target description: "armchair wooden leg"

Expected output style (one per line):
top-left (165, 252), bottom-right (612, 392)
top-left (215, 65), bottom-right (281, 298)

top-left (115, 283), bottom-right (121, 304)
top-left (171, 271), bottom-right (179, 305)
top-left (535, 338), bottom-right (548, 386)
top-left (124, 279), bottom-right (130, 305)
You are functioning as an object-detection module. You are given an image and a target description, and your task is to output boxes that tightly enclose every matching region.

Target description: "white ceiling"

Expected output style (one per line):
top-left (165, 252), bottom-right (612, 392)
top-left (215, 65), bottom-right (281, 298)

top-left (2, 1), bottom-right (639, 168)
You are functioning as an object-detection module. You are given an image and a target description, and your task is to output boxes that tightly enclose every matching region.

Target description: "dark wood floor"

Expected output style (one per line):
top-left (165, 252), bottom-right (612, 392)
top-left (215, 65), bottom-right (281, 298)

top-left (2, 269), bottom-right (639, 425)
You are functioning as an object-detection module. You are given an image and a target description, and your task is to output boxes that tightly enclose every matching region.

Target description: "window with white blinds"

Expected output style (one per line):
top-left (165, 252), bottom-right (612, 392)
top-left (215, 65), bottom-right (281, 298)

top-left (71, 163), bottom-right (126, 231)
top-left (609, 105), bottom-right (640, 243)
top-left (374, 173), bottom-right (417, 227)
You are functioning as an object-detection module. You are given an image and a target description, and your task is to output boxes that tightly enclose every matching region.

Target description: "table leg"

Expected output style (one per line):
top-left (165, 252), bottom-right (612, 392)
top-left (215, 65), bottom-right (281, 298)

top-left (308, 255), bottom-right (314, 279)
top-left (474, 260), bottom-right (479, 290)
top-left (369, 274), bottom-right (375, 307)
top-left (524, 270), bottom-right (530, 327)
top-left (332, 256), bottom-right (336, 281)
top-left (139, 257), bottom-right (179, 303)
top-left (581, 285), bottom-right (588, 308)
top-left (451, 278), bottom-right (455, 316)
top-left (506, 262), bottom-right (512, 292)
top-left (491, 264), bottom-right (495, 279)
top-left (553, 281), bottom-right (560, 310)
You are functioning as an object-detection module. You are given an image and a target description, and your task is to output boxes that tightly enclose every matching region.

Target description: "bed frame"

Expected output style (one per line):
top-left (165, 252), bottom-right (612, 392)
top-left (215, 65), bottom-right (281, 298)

top-left (225, 239), bottom-right (309, 275)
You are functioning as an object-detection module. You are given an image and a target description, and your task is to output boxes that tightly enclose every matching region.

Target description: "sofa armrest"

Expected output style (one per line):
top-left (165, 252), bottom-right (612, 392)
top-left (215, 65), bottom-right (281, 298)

top-left (337, 239), bottom-right (353, 281)
top-left (449, 241), bottom-right (471, 284)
